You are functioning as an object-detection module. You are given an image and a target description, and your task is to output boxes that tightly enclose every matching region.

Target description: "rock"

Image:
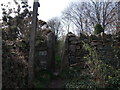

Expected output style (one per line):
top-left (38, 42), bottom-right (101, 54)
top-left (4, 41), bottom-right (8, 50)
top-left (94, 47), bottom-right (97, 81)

top-left (90, 35), bottom-right (98, 40)
top-left (69, 45), bottom-right (76, 52)
top-left (84, 39), bottom-right (89, 43)
top-left (68, 32), bottom-right (76, 37)
top-left (69, 56), bottom-right (77, 64)
top-left (69, 37), bottom-right (76, 41)
top-left (91, 41), bottom-right (98, 46)
top-left (76, 45), bottom-right (82, 50)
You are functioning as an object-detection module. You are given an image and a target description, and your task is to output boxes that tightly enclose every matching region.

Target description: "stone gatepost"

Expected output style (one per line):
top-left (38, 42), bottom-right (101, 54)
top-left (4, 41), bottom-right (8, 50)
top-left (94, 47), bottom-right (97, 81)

top-left (35, 39), bottom-right (48, 71)
top-left (47, 32), bottom-right (55, 73)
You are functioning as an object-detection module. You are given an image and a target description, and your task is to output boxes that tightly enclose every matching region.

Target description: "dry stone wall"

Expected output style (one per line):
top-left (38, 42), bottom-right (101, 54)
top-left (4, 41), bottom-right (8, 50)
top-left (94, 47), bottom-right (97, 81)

top-left (62, 32), bottom-right (120, 68)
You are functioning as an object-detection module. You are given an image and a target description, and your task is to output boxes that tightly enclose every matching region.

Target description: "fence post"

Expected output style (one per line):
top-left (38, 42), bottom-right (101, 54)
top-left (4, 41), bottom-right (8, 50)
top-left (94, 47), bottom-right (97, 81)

top-left (28, 0), bottom-right (40, 88)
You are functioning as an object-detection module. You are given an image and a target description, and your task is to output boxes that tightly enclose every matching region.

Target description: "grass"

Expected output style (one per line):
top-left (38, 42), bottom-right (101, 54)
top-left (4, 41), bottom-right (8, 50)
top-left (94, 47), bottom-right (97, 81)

top-left (55, 55), bottom-right (62, 65)
top-left (34, 70), bottom-right (51, 88)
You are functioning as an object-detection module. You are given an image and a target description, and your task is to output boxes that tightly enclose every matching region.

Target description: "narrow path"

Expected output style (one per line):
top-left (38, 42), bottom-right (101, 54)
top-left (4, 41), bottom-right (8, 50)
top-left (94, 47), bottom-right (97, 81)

top-left (47, 70), bottom-right (66, 88)
top-left (47, 78), bottom-right (65, 88)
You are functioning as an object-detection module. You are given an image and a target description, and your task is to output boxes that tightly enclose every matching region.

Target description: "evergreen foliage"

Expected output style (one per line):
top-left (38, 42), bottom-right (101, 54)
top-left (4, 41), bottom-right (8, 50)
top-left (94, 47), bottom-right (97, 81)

top-left (94, 24), bottom-right (104, 34)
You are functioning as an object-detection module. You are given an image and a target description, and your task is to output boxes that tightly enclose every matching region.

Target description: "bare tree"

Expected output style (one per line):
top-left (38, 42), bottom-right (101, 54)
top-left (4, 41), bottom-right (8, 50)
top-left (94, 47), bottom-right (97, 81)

top-left (116, 1), bottom-right (120, 34)
top-left (62, 0), bottom-right (118, 35)
top-left (47, 17), bottom-right (63, 39)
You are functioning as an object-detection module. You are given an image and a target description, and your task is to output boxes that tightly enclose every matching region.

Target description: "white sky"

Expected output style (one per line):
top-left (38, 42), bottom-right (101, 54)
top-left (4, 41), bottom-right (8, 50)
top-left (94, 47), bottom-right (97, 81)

top-left (38, 0), bottom-right (79, 21)
top-left (0, 0), bottom-right (119, 21)
top-left (0, 0), bottom-right (80, 21)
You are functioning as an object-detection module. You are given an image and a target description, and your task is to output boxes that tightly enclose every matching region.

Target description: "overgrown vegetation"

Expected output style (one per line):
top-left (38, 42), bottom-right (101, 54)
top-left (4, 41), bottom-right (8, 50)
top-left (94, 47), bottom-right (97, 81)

top-left (1, 1), bottom-right (47, 88)
top-left (34, 70), bottom-right (51, 88)
top-left (1, 0), bottom-right (120, 89)
top-left (55, 39), bottom-right (64, 67)
top-left (61, 41), bottom-right (120, 89)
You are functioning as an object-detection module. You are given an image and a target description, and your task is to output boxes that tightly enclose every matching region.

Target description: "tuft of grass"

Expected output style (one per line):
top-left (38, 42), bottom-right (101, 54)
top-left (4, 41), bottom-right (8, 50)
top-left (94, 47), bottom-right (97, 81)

top-left (55, 55), bottom-right (62, 64)
top-left (34, 70), bottom-right (51, 88)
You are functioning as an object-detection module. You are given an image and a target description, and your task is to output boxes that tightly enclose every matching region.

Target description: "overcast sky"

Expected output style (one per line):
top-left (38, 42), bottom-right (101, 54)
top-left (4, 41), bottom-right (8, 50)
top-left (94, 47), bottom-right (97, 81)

top-left (38, 0), bottom-right (79, 21)
top-left (0, 0), bottom-right (81, 21)
top-left (0, 0), bottom-right (119, 21)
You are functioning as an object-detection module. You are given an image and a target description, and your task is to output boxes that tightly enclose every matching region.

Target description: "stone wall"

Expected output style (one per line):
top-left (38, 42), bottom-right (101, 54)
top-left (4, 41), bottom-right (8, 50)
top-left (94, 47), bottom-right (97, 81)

top-left (62, 32), bottom-right (120, 69)
top-left (35, 31), bottom-right (55, 72)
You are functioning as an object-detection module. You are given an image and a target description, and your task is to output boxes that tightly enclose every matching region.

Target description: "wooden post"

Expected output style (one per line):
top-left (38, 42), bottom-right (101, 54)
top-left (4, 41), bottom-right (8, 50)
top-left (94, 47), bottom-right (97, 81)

top-left (117, 1), bottom-right (120, 33)
top-left (0, 19), bottom-right (2, 90)
top-left (28, 0), bottom-right (40, 88)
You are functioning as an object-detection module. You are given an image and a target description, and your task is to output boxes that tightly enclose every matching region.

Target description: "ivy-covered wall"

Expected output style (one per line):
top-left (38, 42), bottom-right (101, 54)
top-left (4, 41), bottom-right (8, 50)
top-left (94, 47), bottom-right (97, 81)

top-left (2, 29), bottom-right (55, 88)
top-left (61, 32), bottom-right (120, 88)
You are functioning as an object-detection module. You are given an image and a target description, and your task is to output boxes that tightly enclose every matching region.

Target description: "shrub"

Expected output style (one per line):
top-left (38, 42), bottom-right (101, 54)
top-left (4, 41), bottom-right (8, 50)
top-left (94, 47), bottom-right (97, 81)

top-left (94, 24), bottom-right (104, 34)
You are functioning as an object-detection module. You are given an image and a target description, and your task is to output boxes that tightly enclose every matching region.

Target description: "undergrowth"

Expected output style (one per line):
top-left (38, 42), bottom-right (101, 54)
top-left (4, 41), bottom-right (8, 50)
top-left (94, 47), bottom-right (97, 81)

top-left (62, 41), bottom-right (120, 89)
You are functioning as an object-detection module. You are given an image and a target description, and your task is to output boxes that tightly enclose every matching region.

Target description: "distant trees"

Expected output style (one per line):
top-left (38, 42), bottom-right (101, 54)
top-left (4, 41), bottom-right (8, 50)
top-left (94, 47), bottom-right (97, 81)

top-left (47, 17), bottom-right (63, 39)
top-left (62, 0), bottom-right (118, 35)
top-left (116, 1), bottom-right (120, 34)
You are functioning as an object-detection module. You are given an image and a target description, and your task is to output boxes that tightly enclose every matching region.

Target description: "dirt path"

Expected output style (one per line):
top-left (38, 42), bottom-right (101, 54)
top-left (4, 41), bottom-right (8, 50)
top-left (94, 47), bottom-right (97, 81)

top-left (47, 71), bottom-right (66, 88)
top-left (47, 78), bottom-right (65, 88)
